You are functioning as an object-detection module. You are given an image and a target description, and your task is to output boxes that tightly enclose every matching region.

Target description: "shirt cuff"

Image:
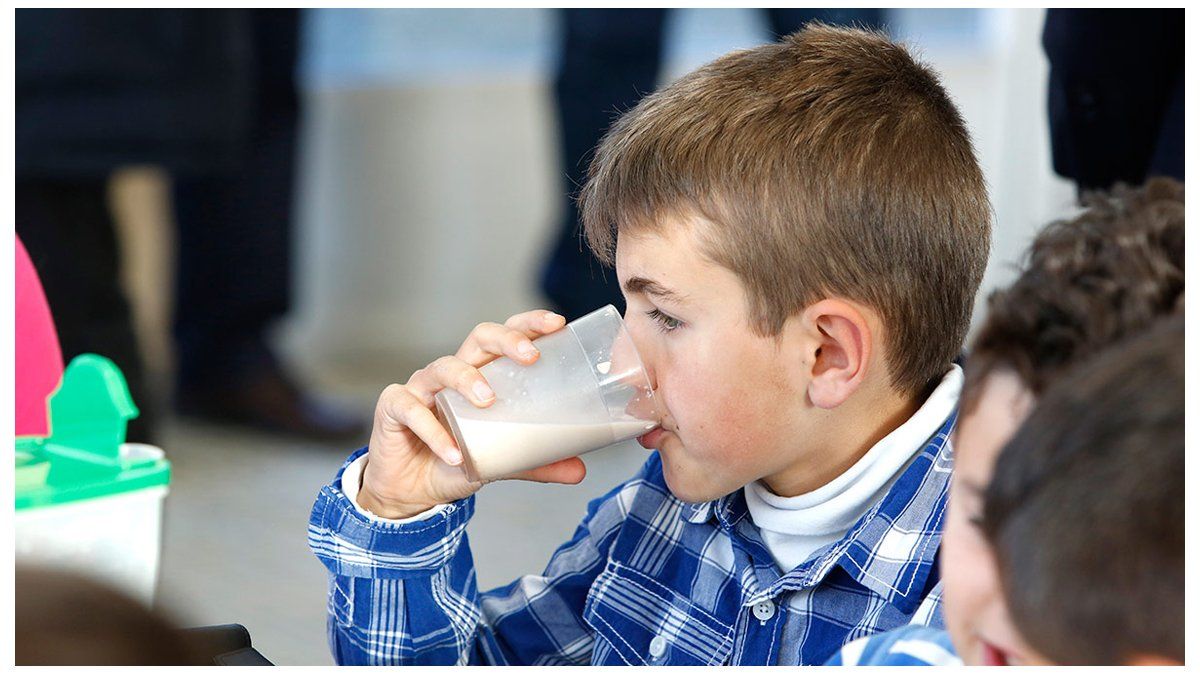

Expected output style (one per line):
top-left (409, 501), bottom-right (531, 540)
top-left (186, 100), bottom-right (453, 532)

top-left (308, 447), bottom-right (476, 579)
top-left (340, 453), bottom-right (449, 524)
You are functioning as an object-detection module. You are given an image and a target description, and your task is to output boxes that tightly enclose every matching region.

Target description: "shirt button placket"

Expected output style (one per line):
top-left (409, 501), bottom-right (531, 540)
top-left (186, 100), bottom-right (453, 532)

top-left (752, 600), bottom-right (776, 624)
top-left (738, 599), bottom-right (783, 665)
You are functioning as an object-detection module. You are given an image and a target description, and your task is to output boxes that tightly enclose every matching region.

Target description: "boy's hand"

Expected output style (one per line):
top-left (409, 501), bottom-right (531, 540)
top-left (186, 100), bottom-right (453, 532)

top-left (357, 309), bottom-right (585, 520)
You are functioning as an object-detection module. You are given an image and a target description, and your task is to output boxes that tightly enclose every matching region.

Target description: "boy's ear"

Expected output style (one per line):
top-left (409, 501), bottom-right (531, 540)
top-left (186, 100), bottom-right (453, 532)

top-left (801, 299), bottom-right (872, 409)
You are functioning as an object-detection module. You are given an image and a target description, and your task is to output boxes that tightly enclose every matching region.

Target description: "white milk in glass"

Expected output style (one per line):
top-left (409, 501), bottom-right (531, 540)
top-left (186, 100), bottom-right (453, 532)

top-left (456, 417), bottom-right (656, 480)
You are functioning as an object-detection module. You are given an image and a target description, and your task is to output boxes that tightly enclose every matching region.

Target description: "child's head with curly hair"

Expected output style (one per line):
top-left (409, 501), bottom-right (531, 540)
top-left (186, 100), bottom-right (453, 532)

top-left (983, 315), bottom-right (1183, 665)
top-left (963, 176), bottom-right (1183, 409)
top-left (939, 176), bottom-right (1183, 665)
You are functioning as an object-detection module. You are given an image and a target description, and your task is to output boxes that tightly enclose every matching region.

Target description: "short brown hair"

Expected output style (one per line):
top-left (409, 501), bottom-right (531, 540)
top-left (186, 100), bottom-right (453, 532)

top-left (962, 177), bottom-right (1184, 412)
top-left (581, 24), bottom-right (991, 396)
top-left (983, 315), bottom-right (1183, 664)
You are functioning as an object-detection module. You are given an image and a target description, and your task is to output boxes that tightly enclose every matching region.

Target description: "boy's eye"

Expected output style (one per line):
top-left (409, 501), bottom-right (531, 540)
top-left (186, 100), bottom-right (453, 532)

top-left (646, 308), bottom-right (684, 333)
top-left (967, 513), bottom-right (985, 529)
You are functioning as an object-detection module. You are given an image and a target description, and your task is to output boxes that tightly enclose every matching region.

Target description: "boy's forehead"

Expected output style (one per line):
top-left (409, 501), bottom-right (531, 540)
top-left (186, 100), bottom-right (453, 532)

top-left (615, 222), bottom-right (720, 288)
top-left (615, 227), bottom-right (754, 318)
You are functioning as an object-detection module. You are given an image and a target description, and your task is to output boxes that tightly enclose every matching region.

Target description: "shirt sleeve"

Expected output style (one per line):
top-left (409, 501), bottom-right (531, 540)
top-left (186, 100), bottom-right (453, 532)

top-left (823, 625), bottom-right (961, 666)
top-left (308, 446), bottom-right (637, 665)
top-left (824, 634), bottom-right (871, 665)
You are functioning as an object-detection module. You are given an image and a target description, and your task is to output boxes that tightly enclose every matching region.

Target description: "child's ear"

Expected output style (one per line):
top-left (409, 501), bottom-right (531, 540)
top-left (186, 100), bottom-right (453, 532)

top-left (802, 299), bottom-right (872, 409)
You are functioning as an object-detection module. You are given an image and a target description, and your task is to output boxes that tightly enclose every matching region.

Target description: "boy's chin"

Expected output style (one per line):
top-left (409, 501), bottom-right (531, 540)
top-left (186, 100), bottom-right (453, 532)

top-left (664, 484), bottom-right (719, 505)
top-left (660, 458), bottom-right (729, 505)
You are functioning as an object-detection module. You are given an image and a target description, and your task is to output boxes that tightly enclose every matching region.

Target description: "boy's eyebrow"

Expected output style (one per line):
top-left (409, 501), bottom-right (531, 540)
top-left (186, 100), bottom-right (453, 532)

top-left (623, 276), bottom-right (688, 304)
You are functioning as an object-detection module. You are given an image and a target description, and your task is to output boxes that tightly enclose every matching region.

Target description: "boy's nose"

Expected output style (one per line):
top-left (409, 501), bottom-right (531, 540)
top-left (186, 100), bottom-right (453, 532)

top-left (641, 359), bottom-right (658, 392)
top-left (621, 316), bottom-right (658, 391)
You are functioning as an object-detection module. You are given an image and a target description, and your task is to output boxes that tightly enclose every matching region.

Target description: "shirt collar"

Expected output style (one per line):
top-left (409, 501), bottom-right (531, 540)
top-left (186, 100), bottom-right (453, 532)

top-left (683, 491), bottom-right (740, 526)
top-left (681, 410), bottom-right (957, 614)
top-left (683, 501), bottom-right (712, 523)
top-left (795, 411), bottom-right (955, 612)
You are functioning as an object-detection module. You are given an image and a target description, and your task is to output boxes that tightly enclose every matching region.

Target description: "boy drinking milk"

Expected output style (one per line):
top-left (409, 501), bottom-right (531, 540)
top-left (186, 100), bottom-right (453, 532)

top-left (309, 25), bottom-right (990, 665)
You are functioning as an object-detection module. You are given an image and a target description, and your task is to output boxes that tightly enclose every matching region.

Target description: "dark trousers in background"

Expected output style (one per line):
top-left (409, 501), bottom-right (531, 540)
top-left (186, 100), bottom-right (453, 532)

top-left (540, 8), bottom-right (885, 321)
top-left (16, 10), bottom-right (301, 442)
top-left (172, 10), bottom-right (359, 439)
top-left (172, 9), bottom-right (298, 396)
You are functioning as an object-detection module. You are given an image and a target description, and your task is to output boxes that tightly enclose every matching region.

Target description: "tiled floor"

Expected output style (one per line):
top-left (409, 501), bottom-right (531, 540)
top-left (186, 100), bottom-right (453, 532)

top-left (153, 407), bottom-right (651, 665)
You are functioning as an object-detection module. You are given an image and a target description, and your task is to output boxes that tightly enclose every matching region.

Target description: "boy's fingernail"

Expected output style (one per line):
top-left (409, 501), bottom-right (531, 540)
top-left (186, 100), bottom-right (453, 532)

top-left (518, 341), bottom-right (538, 359)
top-left (444, 447), bottom-right (463, 465)
top-left (473, 381), bottom-right (494, 402)
top-left (545, 312), bottom-right (563, 324)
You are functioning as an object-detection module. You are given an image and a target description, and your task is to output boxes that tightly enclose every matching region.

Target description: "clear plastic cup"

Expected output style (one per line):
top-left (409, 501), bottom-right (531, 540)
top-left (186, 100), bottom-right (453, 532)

top-left (435, 305), bottom-right (661, 482)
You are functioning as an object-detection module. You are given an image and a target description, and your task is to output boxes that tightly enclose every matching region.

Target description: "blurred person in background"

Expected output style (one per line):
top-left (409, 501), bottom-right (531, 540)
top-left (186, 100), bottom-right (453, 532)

top-left (16, 9), bottom-right (362, 442)
top-left (1043, 9), bottom-right (1183, 193)
top-left (16, 565), bottom-right (203, 665)
top-left (170, 10), bottom-right (361, 440)
top-left (16, 565), bottom-right (276, 664)
top-left (981, 314), bottom-right (1183, 666)
top-left (539, 9), bottom-right (885, 321)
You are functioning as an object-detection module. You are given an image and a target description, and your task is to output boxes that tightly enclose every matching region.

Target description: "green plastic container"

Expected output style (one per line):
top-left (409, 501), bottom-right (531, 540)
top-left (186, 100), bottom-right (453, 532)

top-left (14, 355), bottom-right (172, 605)
top-left (15, 436), bottom-right (170, 511)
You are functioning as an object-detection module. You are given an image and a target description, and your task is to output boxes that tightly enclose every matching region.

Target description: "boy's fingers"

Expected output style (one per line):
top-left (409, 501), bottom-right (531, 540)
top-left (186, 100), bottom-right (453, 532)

top-left (456, 311), bottom-right (565, 367)
top-left (407, 356), bottom-right (495, 407)
top-left (504, 309), bottom-right (567, 336)
top-left (509, 456), bottom-right (587, 485)
top-left (454, 321), bottom-right (522, 367)
top-left (375, 384), bottom-right (463, 466)
top-left (462, 325), bottom-right (540, 367)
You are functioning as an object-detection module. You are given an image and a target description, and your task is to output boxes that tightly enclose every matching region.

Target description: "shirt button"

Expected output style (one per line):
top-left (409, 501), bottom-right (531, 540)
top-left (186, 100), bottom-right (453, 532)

top-left (752, 600), bottom-right (776, 622)
top-left (649, 635), bottom-right (668, 658)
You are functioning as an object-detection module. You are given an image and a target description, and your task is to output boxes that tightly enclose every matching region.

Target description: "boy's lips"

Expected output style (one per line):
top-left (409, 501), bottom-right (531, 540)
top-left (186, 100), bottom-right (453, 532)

top-left (638, 427), bottom-right (668, 449)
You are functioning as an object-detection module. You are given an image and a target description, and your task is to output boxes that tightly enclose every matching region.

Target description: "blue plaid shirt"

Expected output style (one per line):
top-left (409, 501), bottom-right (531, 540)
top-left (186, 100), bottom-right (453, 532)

top-left (308, 413), bottom-right (954, 665)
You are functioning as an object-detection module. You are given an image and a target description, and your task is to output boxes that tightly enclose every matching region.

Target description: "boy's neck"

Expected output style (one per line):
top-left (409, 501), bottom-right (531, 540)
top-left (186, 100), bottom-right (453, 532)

top-left (763, 386), bottom-right (923, 498)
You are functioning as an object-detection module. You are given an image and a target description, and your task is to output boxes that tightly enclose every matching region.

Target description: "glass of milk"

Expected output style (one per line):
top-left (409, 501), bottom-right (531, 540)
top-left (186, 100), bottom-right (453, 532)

top-left (435, 305), bottom-right (661, 482)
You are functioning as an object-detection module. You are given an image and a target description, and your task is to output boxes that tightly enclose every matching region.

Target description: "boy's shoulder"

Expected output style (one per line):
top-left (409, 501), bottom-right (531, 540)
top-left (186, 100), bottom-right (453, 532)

top-left (826, 624), bottom-right (960, 666)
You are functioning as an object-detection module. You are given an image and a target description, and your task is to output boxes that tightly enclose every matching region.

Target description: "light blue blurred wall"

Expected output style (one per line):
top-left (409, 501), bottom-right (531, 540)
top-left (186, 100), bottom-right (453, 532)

top-left (301, 9), bottom-right (989, 89)
top-left (283, 9), bottom-right (1073, 376)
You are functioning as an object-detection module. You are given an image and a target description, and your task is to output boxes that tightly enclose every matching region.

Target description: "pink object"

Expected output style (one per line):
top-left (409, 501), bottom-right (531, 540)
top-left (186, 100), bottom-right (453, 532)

top-left (15, 235), bottom-right (64, 436)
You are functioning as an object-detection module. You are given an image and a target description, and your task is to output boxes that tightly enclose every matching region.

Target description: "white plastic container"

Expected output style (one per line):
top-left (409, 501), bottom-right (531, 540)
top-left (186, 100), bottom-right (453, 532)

top-left (15, 441), bottom-right (171, 606)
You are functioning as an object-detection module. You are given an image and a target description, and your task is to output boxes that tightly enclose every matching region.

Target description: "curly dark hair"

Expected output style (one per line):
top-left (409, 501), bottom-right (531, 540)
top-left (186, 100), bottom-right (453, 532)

top-left (961, 176), bottom-right (1183, 413)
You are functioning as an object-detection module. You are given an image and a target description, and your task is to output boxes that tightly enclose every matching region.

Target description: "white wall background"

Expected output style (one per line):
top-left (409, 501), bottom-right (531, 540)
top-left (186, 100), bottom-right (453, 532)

top-left (279, 8), bottom-right (1076, 381)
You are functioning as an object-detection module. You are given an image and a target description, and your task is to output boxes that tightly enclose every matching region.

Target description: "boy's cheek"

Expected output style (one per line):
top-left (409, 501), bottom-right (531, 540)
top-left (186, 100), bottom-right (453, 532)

top-left (661, 363), bottom-right (775, 470)
top-left (677, 404), bottom-right (766, 475)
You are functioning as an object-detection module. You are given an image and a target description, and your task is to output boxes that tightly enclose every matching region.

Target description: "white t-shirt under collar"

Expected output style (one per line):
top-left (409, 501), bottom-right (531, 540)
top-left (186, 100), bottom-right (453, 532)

top-left (744, 364), bottom-right (962, 573)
